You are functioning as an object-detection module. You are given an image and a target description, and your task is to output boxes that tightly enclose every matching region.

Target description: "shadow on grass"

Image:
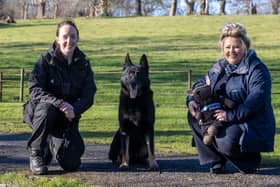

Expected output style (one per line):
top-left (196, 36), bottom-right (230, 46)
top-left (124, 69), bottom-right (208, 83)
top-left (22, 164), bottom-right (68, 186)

top-left (79, 157), bottom-right (208, 173)
top-left (79, 158), bottom-right (280, 175)
top-left (0, 132), bottom-right (30, 141)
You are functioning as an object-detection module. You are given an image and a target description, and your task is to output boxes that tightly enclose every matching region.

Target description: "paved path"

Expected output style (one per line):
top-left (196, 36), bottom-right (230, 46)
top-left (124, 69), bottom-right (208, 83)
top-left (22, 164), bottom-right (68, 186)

top-left (1, 133), bottom-right (280, 186)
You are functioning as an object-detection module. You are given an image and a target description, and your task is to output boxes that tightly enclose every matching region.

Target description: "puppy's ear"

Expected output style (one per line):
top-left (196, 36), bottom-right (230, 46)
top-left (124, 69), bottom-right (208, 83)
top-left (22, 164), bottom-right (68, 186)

top-left (140, 54), bottom-right (149, 72)
top-left (124, 53), bottom-right (133, 70)
top-left (186, 89), bottom-right (194, 96)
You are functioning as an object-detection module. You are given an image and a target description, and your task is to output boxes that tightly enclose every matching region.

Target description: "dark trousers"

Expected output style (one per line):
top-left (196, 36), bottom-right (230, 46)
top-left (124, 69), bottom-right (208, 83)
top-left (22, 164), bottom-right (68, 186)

top-left (187, 112), bottom-right (261, 169)
top-left (27, 102), bottom-right (84, 170)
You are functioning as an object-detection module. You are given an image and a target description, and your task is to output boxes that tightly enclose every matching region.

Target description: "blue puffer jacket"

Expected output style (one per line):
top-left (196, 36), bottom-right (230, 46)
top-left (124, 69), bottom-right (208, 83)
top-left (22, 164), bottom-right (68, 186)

top-left (189, 49), bottom-right (276, 152)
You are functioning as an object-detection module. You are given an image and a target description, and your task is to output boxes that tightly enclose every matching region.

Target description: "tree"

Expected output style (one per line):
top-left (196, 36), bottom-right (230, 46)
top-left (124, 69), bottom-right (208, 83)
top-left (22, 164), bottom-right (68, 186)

top-left (0, 0), bottom-right (4, 17)
top-left (20, 0), bottom-right (29, 19)
top-left (142, 0), bottom-right (166, 16)
top-left (169, 0), bottom-right (177, 16)
top-left (185, 0), bottom-right (195, 15)
top-left (219, 0), bottom-right (226, 15)
top-left (33, 0), bottom-right (47, 18)
top-left (271, 0), bottom-right (280, 14)
top-left (199, 0), bottom-right (209, 15)
top-left (244, 0), bottom-right (257, 15)
top-left (99, 0), bottom-right (109, 16)
top-left (136, 0), bottom-right (142, 16)
top-left (52, 0), bottom-right (61, 18)
top-left (251, 1), bottom-right (257, 14)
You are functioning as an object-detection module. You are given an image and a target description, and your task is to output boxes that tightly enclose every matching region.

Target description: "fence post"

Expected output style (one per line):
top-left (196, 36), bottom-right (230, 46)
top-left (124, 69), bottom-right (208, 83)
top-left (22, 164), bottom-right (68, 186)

top-left (0, 72), bottom-right (2, 102)
top-left (20, 68), bottom-right (24, 102)
top-left (188, 69), bottom-right (192, 89)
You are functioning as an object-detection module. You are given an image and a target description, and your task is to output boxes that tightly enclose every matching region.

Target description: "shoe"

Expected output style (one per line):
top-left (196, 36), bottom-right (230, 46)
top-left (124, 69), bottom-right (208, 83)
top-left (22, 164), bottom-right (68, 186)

top-left (30, 149), bottom-right (48, 175)
top-left (210, 160), bottom-right (226, 174)
top-left (240, 167), bottom-right (258, 174)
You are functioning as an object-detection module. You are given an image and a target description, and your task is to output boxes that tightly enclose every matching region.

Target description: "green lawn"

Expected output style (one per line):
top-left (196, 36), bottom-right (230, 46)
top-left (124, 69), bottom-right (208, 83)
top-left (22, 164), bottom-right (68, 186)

top-left (0, 172), bottom-right (89, 187)
top-left (0, 15), bottom-right (280, 165)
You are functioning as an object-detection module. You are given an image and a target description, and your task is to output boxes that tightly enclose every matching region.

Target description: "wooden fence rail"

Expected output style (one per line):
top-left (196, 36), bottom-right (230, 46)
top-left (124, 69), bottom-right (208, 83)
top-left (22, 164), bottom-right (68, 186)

top-left (0, 68), bottom-right (280, 102)
top-left (0, 72), bottom-right (2, 101)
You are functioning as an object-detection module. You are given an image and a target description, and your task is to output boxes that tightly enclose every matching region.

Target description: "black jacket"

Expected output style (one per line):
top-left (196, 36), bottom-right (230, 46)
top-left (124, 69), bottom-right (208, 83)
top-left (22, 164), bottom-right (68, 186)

top-left (26, 43), bottom-right (97, 119)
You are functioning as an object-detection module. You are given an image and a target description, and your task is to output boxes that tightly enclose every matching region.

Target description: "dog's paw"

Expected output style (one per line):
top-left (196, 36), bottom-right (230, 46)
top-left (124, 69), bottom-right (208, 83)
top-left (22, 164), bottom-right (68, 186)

top-left (148, 159), bottom-right (159, 171)
top-left (119, 162), bottom-right (129, 169)
top-left (203, 134), bottom-right (214, 145)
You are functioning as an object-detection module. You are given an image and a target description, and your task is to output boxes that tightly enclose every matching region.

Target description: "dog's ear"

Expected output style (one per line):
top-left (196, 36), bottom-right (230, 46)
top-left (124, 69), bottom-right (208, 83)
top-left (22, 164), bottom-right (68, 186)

top-left (140, 54), bottom-right (149, 72)
top-left (124, 53), bottom-right (133, 69)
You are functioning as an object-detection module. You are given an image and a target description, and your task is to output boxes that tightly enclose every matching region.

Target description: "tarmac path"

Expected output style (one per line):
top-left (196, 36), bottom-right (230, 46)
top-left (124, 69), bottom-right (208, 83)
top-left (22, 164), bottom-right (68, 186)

top-left (1, 133), bottom-right (280, 186)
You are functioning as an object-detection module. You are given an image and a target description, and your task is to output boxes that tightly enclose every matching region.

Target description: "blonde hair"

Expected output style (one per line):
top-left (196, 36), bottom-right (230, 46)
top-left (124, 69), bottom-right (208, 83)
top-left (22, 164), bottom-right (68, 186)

top-left (219, 22), bottom-right (250, 56)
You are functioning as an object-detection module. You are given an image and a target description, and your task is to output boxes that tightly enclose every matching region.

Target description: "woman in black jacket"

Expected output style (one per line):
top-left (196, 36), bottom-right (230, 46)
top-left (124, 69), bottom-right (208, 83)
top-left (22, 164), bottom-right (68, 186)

top-left (23, 20), bottom-right (97, 175)
top-left (187, 22), bottom-right (275, 174)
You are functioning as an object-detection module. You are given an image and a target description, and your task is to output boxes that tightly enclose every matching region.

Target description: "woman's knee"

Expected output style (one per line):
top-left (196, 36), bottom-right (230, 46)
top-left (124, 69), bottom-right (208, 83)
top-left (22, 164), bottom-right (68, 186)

top-left (58, 158), bottom-right (81, 172)
top-left (215, 125), bottom-right (243, 157)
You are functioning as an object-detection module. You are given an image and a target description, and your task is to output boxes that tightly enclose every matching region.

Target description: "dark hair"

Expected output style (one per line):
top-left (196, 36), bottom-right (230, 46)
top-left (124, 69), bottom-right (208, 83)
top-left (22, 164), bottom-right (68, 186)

top-left (56, 20), bottom-right (79, 39)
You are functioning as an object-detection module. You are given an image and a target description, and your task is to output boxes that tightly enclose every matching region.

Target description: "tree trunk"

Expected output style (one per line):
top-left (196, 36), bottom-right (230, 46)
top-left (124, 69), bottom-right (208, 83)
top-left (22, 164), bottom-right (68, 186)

top-left (169, 0), bottom-right (177, 16)
top-left (204, 0), bottom-right (209, 15)
top-left (53, 2), bottom-right (59, 18)
top-left (199, 0), bottom-right (205, 15)
top-left (37, 1), bottom-right (46, 18)
top-left (185, 0), bottom-right (195, 15)
top-left (22, 0), bottom-right (28, 19)
top-left (219, 0), bottom-right (226, 15)
top-left (100, 0), bottom-right (109, 16)
top-left (251, 2), bottom-right (257, 14)
top-left (135, 0), bottom-right (142, 16)
top-left (271, 0), bottom-right (280, 14)
top-left (199, 0), bottom-right (209, 15)
top-left (88, 1), bottom-right (95, 17)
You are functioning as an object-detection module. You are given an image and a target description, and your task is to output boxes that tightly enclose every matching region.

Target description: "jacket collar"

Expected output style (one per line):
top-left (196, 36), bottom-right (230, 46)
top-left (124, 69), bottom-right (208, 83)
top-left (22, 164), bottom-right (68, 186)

top-left (48, 42), bottom-right (86, 66)
top-left (214, 49), bottom-right (258, 76)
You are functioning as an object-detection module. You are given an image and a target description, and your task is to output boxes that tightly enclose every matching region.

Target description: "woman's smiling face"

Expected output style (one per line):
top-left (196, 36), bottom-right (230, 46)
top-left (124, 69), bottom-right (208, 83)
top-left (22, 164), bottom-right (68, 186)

top-left (56, 24), bottom-right (79, 59)
top-left (222, 37), bottom-right (246, 65)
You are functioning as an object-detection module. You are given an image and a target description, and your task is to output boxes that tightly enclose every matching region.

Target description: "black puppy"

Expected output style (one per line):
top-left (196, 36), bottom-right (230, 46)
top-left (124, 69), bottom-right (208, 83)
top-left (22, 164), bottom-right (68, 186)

top-left (108, 53), bottom-right (159, 170)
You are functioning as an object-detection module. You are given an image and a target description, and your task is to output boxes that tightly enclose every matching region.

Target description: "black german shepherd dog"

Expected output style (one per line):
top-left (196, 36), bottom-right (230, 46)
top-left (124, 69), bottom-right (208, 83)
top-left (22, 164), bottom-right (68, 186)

top-left (108, 54), bottom-right (159, 170)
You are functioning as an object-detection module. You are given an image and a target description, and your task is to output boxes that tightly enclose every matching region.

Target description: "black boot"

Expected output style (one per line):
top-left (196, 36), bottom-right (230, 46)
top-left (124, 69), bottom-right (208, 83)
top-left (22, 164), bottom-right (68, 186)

top-left (30, 149), bottom-right (48, 175)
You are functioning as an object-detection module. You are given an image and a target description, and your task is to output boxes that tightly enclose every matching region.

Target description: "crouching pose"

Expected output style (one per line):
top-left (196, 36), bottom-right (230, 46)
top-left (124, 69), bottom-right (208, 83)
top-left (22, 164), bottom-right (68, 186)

top-left (187, 22), bottom-right (275, 174)
top-left (23, 20), bottom-right (96, 175)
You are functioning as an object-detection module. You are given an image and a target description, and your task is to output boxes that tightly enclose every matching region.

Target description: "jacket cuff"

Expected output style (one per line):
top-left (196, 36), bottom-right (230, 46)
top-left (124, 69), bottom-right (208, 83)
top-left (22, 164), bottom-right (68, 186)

top-left (53, 99), bottom-right (64, 108)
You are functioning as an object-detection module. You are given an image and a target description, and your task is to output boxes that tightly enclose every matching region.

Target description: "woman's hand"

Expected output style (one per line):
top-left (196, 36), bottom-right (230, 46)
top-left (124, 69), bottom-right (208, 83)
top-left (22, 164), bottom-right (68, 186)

top-left (188, 100), bottom-right (199, 119)
top-left (214, 109), bottom-right (227, 122)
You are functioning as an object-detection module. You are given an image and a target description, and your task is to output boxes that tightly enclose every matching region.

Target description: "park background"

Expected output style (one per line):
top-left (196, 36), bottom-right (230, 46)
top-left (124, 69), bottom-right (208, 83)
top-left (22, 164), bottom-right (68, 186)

top-left (1, 0), bottom-right (280, 186)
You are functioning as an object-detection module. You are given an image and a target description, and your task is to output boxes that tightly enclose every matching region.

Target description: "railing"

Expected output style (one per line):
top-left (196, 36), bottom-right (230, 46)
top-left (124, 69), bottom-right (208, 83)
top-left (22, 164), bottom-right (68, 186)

top-left (0, 68), bottom-right (280, 103)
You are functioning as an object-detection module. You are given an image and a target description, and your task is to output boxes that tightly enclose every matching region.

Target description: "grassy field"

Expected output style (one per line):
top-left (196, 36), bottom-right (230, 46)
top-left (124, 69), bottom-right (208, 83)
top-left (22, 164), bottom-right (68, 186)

top-left (1, 15), bottom-right (280, 166)
top-left (0, 172), bottom-right (89, 187)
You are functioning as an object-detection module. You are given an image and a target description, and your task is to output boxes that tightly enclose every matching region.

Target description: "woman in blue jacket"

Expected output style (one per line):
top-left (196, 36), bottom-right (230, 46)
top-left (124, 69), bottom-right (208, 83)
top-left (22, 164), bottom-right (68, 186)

top-left (187, 22), bottom-right (275, 174)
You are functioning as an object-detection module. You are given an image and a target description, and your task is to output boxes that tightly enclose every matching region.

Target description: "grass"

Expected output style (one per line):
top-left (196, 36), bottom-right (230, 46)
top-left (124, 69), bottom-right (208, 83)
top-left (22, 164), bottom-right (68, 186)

top-left (0, 15), bottom-right (280, 168)
top-left (0, 172), bottom-right (89, 187)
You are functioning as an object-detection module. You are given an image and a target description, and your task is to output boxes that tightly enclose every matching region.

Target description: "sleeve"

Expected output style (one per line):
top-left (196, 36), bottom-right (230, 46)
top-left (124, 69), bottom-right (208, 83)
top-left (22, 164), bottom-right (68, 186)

top-left (226, 64), bottom-right (271, 123)
top-left (72, 61), bottom-right (97, 116)
top-left (28, 55), bottom-right (63, 108)
top-left (186, 75), bottom-right (207, 107)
